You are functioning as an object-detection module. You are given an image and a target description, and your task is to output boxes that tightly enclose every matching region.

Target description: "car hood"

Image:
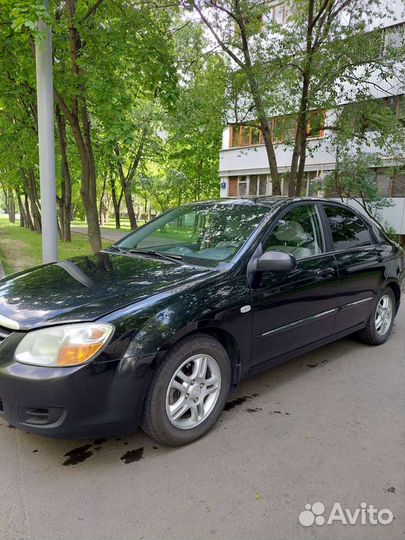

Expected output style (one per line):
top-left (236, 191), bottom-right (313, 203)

top-left (0, 252), bottom-right (213, 330)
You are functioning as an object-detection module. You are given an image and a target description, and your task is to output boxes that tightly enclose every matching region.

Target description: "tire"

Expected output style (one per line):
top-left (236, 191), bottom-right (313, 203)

top-left (141, 333), bottom-right (231, 446)
top-left (356, 287), bottom-right (396, 345)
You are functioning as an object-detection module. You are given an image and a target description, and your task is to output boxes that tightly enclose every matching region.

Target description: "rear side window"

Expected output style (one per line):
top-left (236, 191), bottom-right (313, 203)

top-left (324, 205), bottom-right (372, 250)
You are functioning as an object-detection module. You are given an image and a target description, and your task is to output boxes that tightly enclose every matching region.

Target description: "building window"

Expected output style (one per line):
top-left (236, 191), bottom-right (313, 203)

top-left (227, 175), bottom-right (270, 197)
top-left (271, 2), bottom-right (289, 24)
top-left (384, 94), bottom-right (405, 125)
top-left (238, 178), bottom-right (248, 196)
top-left (375, 168), bottom-right (405, 198)
top-left (229, 125), bottom-right (263, 148)
top-left (272, 117), bottom-right (284, 143)
top-left (229, 111), bottom-right (325, 148)
top-left (248, 175), bottom-right (268, 195)
top-left (231, 127), bottom-right (240, 148)
top-left (376, 168), bottom-right (391, 197)
top-left (307, 111), bottom-right (326, 138)
top-left (391, 170), bottom-right (405, 197)
top-left (272, 115), bottom-right (297, 143)
top-left (382, 22), bottom-right (405, 54)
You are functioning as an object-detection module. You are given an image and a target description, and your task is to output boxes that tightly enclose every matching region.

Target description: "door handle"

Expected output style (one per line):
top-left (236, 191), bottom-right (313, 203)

top-left (317, 267), bottom-right (336, 279)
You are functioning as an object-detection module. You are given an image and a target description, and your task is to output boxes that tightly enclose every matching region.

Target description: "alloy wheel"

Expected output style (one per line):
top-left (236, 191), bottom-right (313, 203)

top-left (375, 294), bottom-right (393, 336)
top-left (165, 354), bottom-right (221, 429)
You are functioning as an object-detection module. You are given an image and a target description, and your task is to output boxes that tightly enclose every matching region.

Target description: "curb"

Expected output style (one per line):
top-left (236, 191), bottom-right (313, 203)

top-left (0, 259), bottom-right (4, 279)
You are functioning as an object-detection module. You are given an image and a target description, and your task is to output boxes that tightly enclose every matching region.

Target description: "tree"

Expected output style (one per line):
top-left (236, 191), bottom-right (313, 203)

top-left (324, 95), bottom-right (405, 217)
top-left (1, 0), bottom-right (179, 250)
top-left (186, 0), bottom-right (404, 195)
top-left (165, 43), bottom-right (227, 201)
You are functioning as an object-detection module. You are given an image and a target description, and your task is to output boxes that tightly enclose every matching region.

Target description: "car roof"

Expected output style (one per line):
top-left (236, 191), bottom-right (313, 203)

top-left (187, 196), bottom-right (348, 209)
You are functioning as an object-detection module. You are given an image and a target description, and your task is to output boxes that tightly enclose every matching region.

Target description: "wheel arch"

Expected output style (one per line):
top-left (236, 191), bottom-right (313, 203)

top-left (384, 280), bottom-right (401, 312)
top-left (158, 326), bottom-right (242, 389)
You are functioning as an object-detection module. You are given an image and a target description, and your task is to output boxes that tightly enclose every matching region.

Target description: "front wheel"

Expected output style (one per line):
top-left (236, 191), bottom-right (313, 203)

top-left (141, 334), bottom-right (231, 446)
top-left (356, 287), bottom-right (396, 345)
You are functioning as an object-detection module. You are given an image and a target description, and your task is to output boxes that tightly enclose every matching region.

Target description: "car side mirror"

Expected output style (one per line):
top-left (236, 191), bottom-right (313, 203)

top-left (255, 250), bottom-right (296, 272)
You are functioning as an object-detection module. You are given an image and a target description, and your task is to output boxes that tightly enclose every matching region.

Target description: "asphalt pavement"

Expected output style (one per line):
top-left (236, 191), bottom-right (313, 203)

top-left (0, 304), bottom-right (403, 540)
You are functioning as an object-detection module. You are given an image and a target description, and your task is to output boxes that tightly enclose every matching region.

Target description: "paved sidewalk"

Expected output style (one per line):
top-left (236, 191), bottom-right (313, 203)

top-left (72, 226), bottom-right (128, 243)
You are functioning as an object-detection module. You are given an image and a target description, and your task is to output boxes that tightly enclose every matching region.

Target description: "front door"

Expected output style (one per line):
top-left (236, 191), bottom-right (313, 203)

top-left (251, 203), bottom-right (339, 368)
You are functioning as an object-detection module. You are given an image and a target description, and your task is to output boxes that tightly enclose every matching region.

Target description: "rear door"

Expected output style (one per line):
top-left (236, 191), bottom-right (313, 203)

top-left (320, 203), bottom-right (385, 333)
top-left (251, 202), bottom-right (339, 368)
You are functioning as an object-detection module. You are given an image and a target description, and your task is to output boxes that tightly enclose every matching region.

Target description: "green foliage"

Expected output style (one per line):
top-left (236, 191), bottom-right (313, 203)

top-left (0, 2), bottom-right (226, 247)
top-left (323, 150), bottom-right (394, 219)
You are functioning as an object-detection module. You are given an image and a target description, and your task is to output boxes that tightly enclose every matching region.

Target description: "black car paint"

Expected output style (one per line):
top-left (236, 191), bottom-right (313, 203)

top-left (0, 197), bottom-right (403, 438)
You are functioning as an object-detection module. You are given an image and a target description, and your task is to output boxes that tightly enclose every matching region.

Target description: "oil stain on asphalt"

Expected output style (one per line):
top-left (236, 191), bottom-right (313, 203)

top-left (120, 447), bottom-right (144, 464)
top-left (62, 439), bottom-right (145, 466)
top-left (63, 444), bottom-right (93, 466)
top-left (224, 393), bottom-right (259, 411)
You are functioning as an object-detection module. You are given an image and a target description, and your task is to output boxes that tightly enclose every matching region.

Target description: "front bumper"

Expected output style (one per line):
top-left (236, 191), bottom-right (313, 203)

top-left (0, 344), bottom-right (156, 439)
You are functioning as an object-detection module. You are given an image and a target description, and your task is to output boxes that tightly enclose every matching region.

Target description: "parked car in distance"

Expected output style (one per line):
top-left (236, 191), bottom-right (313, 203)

top-left (0, 197), bottom-right (403, 446)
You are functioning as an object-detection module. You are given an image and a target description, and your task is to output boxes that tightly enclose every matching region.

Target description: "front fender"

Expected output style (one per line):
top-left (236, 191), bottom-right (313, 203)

top-left (121, 274), bottom-right (252, 378)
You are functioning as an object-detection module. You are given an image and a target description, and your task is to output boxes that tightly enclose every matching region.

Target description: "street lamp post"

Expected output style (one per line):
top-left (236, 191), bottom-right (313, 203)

top-left (35, 0), bottom-right (58, 263)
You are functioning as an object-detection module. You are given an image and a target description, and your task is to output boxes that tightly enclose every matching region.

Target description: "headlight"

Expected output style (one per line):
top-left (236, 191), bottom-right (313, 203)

top-left (14, 323), bottom-right (114, 367)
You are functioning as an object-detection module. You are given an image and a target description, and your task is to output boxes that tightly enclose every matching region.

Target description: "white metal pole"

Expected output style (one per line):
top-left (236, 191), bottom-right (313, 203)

top-left (35, 0), bottom-right (58, 263)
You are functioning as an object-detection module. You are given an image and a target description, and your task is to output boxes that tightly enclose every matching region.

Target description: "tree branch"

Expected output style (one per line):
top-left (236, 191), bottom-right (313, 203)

top-left (82, 0), bottom-right (106, 21)
top-left (187, 1), bottom-right (245, 69)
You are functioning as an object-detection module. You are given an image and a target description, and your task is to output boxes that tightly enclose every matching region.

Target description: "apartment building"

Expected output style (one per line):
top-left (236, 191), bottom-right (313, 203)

top-left (219, 1), bottom-right (405, 236)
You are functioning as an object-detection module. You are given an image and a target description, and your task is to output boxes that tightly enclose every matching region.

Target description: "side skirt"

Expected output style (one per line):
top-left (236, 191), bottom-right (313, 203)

top-left (247, 322), bottom-right (366, 378)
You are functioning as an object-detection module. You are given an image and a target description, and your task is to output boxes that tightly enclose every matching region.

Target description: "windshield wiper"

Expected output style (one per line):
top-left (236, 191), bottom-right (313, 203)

top-left (109, 245), bottom-right (129, 254)
top-left (128, 249), bottom-right (184, 264)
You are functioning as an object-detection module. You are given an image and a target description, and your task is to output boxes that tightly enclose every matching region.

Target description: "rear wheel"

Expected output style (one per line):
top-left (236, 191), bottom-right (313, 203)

top-left (141, 334), bottom-right (231, 446)
top-left (357, 287), bottom-right (396, 345)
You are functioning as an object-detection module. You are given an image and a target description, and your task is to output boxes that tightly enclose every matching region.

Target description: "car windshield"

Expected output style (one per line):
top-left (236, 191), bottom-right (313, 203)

top-left (115, 203), bottom-right (270, 267)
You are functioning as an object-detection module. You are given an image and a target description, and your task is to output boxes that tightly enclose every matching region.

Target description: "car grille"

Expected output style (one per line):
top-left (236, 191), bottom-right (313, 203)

top-left (0, 326), bottom-right (12, 344)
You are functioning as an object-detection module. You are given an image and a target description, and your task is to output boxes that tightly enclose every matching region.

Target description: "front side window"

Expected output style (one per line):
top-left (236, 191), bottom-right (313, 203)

top-left (263, 205), bottom-right (324, 260)
top-left (117, 204), bottom-right (270, 267)
top-left (324, 205), bottom-right (372, 250)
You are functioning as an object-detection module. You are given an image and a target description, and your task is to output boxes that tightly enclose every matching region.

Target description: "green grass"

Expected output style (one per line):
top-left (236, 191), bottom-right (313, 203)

top-left (0, 216), bottom-right (110, 275)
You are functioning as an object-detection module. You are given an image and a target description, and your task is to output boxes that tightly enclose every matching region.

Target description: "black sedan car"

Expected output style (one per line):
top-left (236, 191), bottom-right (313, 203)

top-left (0, 197), bottom-right (403, 445)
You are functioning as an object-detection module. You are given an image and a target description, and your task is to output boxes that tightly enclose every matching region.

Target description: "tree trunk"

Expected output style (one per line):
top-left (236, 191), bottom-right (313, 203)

top-left (114, 129), bottom-right (147, 231)
top-left (53, 0), bottom-right (101, 253)
top-left (290, 0), bottom-right (315, 196)
top-left (235, 11), bottom-right (281, 195)
top-left (28, 169), bottom-right (42, 232)
top-left (289, 71), bottom-right (311, 197)
top-left (115, 147), bottom-right (137, 230)
top-left (7, 188), bottom-right (15, 223)
top-left (16, 190), bottom-right (26, 228)
top-left (259, 117), bottom-right (281, 195)
top-left (21, 168), bottom-right (41, 232)
top-left (1, 183), bottom-right (16, 223)
top-left (123, 182), bottom-right (137, 230)
top-left (81, 101), bottom-right (102, 252)
top-left (23, 194), bottom-right (34, 230)
top-left (55, 104), bottom-right (72, 242)
top-left (110, 173), bottom-right (122, 229)
top-left (99, 171), bottom-right (108, 225)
